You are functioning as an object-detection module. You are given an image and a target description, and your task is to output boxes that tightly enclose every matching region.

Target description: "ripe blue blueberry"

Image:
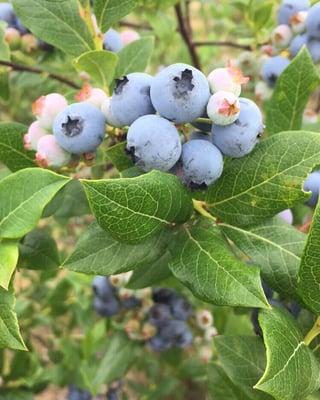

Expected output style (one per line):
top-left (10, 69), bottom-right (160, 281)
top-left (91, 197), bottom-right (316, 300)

top-left (106, 389), bottom-right (119, 400)
top-left (92, 276), bottom-right (114, 301)
top-left (152, 288), bottom-right (178, 305)
top-left (111, 73), bottom-right (155, 126)
top-left (149, 304), bottom-right (172, 326)
top-left (181, 140), bottom-right (223, 188)
top-left (261, 56), bottom-right (290, 88)
top-left (278, 0), bottom-right (310, 25)
top-left (53, 102), bottom-right (106, 154)
top-left (103, 28), bottom-right (123, 52)
top-left (93, 296), bottom-right (120, 317)
top-left (159, 320), bottom-right (193, 349)
top-left (306, 3), bottom-right (320, 39)
top-left (150, 63), bottom-right (210, 123)
top-left (190, 131), bottom-right (211, 141)
top-left (148, 334), bottom-right (172, 352)
top-left (307, 37), bottom-right (320, 63)
top-left (0, 3), bottom-right (17, 27)
top-left (126, 115), bottom-right (182, 172)
top-left (68, 385), bottom-right (92, 400)
top-left (212, 98), bottom-right (264, 158)
top-left (303, 170), bottom-right (320, 207)
top-left (171, 298), bottom-right (192, 321)
top-left (289, 33), bottom-right (308, 57)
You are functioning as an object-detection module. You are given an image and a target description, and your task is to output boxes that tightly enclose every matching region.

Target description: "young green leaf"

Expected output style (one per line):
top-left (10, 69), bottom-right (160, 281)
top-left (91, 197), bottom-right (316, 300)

top-left (169, 219), bottom-right (269, 308)
top-left (13, 0), bottom-right (95, 56)
top-left (255, 307), bottom-right (320, 400)
top-left (0, 123), bottom-right (35, 172)
top-left (220, 217), bottom-right (306, 297)
top-left (206, 131), bottom-right (320, 227)
top-left (64, 222), bottom-right (170, 275)
top-left (0, 240), bottom-right (18, 290)
top-left (115, 36), bottom-right (155, 78)
top-left (74, 50), bottom-right (118, 88)
top-left (297, 200), bottom-right (320, 314)
top-left (0, 284), bottom-right (26, 351)
top-left (94, 0), bottom-right (138, 33)
top-left (81, 170), bottom-right (193, 244)
top-left (0, 169), bottom-right (70, 239)
top-left (266, 48), bottom-right (320, 135)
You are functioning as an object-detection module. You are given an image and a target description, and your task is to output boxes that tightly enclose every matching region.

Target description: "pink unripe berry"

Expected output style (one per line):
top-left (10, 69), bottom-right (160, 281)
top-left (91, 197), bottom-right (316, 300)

top-left (290, 11), bottom-right (307, 34)
top-left (4, 27), bottom-right (21, 50)
top-left (207, 91), bottom-right (240, 126)
top-left (23, 121), bottom-right (47, 151)
top-left (75, 83), bottom-right (108, 108)
top-left (32, 93), bottom-right (68, 130)
top-left (35, 135), bottom-right (71, 169)
top-left (207, 65), bottom-right (249, 96)
top-left (271, 25), bottom-right (293, 48)
top-left (101, 97), bottom-right (122, 127)
top-left (120, 29), bottom-right (140, 45)
top-left (277, 209), bottom-right (293, 225)
top-left (21, 33), bottom-right (38, 53)
top-left (261, 45), bottom-right (278, 57)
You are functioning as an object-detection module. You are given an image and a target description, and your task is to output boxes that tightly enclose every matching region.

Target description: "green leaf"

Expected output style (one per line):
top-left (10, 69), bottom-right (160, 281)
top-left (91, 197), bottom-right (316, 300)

top-left (13, 0), bottom-right (95, 56)
top-left (74, 50), bottom-right (118, 88)
top-left (169, 219), bottom-right (269, 308)
top-left (0, 123), bottom-right (35, 172)
top-left (206, 131), bottom-right (320, 227)
top-left (297, 200), bottom-right (320, 314)
top-left (220, 217), bottom-right (306, 297)
top-left (115, 36), bottom-right (155, 77)
top-left (0, 23), bottom-right (10, 62)
top-left (81, 170), bottom-right (193, 244)
top-left (18, 229), bottom-right (60, 270)
top-left (0, 240), bottom-right (18, 290)
top-left (266, 48), bottom-right (320, 135)
top-left (64, 222), bottom-right (169, 275)
top-left (93, 333), bottom-right (136, 387)
top-left (0, 67), bottom-right (9, 101)
top-left (106, 141), bottom-right (133, 172)
top-left (126, 252), bottom-right (172, 289)
top-left (0, 169), bottom-right (69, 239)
top-left (0, 284), bottom-right (26, 350)
top-left (94, 0), bottom-right (138, 33)
top-left (0, 390), bottom-right (33, 400)
top-left (255, 307), bottom-right (320, 400)
top-left (208, 363), bottom-right (248, 400)
top-left (215, 336), bottom-right (272, 400)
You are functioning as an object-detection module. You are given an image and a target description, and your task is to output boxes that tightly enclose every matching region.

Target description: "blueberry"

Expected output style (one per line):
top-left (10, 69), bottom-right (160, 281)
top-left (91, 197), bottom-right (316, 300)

top-left (181, 140), bottom-right (223, 188)
top-left (148, 334), bottom-right (172, 352)
top-left (171, 297), bottom-right (192, 321)
top-left (149, 304), bottom-right (172, 326)
top-left (190, 131), bottom-right (212, 141)
top-left (93, 296), bottom-right (120, 317)
top-left (261, 56), bottom-right (290, 88)
top-left (103, 28), bottom-right (123, 52)
top-left (68, 385), bottom-right (92, 400)
top-left (126, 115), bottom-right (181, 172)
top-left (262, 281), bottom-right (273, 300)
top-left (251, 309), bottom-right (262, 336)
top-left (106, 388), bottom-right (119, 400)
top-left (303, 170), bottom-right (320, 207)
top-left (289, 33), bottom-right (308, 58)
top-left (159, 320), bottom-right (193, 349)
top-left (0, 3), bottom-right (17, 27)
top-left (150, 63), bottom-right (210, 123)
top-left (287, 302), bottom-right (301, 318)
top-left (278, 0), bottom-right (310, 25)
top-left (152, 288), bottom-right (178, 305)
top-left (277, 209), bottom-right (293, 224)
top-left (92, 276), bottom-right (114, 301)
top-left (212, 98), bottom-right (264, 158)
top-left (53, 102), bottom-right (106, 154)
top-left (307, 37), bottom-right (320, 64)
top-left (111, 73), bottom-right (155, 126)
top-left (306, 3), bottom-right (320, 39)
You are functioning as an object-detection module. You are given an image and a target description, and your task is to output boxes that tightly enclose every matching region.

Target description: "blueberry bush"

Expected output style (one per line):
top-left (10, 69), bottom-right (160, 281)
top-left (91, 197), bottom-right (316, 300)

top-left (1, 0), bottom-right (320, 399)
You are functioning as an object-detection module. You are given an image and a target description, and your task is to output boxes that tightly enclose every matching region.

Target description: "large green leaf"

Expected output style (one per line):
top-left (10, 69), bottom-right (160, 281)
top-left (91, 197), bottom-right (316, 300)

top-left (297, 200), bottom-right (320, 314)
top-left (0, 169), bottom-right (69, 239)
top-left (13, 0), bottom-right (95, 56)
top-left (266, 48), bottom-right (320, 135)
top-left (64, 222), bottom-right (170, 275)
top-left (0, 240), bottom-right (18, 290)
top-left (0, 123), bottom-right (35, 172)
top-left (0, 284), bottom-right (26, 350)
top-left (220, 217), bottom-right (306, 297)
top-left (206, 131), bottom-right (320, 227)
top-left (215, 336), bottom-right (272, 400)
top-left (115, 36), bottom-right (155, 78)
top-left (169, 219), bottom-right (269, 308)
top-left (0, 22), bottom-right (10, 62)
top-left (74, 50), bottom-right (118, 88)
top-left (81, 170), bottom-right (193, 244)
top-left (94, 0), bottom-right (138, 33)
top-left (255, 307), bottom-right (320, 400)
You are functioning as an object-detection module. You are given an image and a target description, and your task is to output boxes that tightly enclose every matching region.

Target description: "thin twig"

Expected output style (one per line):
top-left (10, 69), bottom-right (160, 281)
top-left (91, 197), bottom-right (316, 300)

top-left (0, 60), bottom-right (81, 89)
top-left (174, 3), bottom-right (201, 70)
top-left (194, 40), bottom-right (252, 51)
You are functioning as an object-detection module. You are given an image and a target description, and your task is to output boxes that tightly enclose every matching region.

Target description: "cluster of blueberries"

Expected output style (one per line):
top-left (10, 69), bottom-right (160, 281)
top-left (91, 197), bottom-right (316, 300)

top-left (68, 382), bottom-right (122, 400)
top-left (24, 61), bottom-right (264, 189)
top-left (261, 0), bottom-right (320, 90)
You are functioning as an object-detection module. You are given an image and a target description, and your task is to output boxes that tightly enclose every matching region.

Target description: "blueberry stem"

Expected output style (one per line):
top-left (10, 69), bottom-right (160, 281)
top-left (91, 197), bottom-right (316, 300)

top-left (304, 317), bottom-right (320, 346)
top-left (192, 199), bottom-right (216, 222)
